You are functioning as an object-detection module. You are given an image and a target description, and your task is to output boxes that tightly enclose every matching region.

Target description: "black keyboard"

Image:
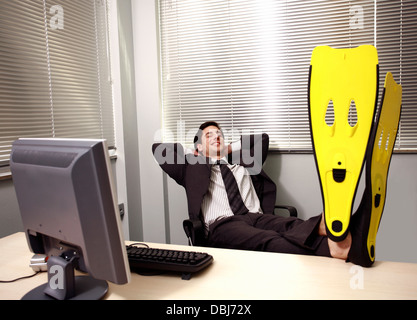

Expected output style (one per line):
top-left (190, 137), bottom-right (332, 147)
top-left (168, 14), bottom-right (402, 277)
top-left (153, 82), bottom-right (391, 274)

top-left (126, 245), bottom-right (213, 279)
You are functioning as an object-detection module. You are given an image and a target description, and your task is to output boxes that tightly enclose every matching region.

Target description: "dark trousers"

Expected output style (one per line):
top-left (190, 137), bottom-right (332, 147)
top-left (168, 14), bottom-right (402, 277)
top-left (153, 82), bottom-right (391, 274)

top-left (207, 212), bottom-right (331, 257)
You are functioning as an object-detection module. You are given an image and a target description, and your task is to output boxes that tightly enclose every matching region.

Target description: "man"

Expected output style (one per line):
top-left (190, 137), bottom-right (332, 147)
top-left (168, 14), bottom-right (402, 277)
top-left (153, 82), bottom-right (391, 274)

top-left (153, 121), bottom-right (370, 265)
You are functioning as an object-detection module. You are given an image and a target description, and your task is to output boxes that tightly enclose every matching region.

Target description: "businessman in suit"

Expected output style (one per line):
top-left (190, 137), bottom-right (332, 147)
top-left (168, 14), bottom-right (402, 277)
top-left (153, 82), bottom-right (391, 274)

top-left (152, 121), bottom-right (352, 260)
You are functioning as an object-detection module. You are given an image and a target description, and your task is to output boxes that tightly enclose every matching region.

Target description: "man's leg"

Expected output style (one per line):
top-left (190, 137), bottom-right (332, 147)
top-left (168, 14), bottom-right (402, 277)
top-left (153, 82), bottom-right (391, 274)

top-left (255, 212), bottom-right (351, 260)
top-left (252, 212), bottom-right (349, 258)
top-left (208, 213), bottom-right (331, 257)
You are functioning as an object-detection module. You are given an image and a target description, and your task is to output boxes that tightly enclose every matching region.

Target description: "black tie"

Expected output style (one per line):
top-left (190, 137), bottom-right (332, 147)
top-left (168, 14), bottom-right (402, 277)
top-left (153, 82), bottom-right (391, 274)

top-left (217, 161), bottom-right (248, 215)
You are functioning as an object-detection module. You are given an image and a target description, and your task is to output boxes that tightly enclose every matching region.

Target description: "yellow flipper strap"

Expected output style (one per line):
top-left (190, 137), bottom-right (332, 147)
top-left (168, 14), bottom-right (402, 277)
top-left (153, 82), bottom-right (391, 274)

top-left (309, 45), bottom-right (379, 241)
top-left (366, 72), bottom-right (402, 261)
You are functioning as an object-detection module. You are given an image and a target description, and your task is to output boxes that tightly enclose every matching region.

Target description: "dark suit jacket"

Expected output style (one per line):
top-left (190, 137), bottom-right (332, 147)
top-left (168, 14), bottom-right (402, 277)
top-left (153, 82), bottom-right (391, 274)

top-left (152, 134), bottom-right (277, 221)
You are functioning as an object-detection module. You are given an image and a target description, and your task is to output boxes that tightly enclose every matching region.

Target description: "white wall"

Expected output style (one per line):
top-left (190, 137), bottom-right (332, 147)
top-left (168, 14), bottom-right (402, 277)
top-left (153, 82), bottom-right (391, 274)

top-left (375, 154), bottom-right (417, 263)
top-left (130, 0), bottom-right (167, 243)
top-left (109, 0), bottom-right (130, 239)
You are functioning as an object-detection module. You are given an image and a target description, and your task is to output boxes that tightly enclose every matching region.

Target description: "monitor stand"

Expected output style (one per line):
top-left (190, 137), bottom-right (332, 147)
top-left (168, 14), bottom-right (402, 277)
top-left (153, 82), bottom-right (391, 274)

top-left (21, 255), bottom-right (108, 300)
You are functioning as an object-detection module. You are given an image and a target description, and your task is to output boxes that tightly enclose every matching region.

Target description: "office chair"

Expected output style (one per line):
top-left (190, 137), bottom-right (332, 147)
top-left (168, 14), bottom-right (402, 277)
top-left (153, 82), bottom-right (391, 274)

top-left (308, 45), bottom-right (379, 242)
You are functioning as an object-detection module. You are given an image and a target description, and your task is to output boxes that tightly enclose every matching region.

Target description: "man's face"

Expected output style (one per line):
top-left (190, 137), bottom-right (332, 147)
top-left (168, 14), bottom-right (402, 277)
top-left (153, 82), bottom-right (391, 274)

top-left (197, 125), bottom-right (225, 159)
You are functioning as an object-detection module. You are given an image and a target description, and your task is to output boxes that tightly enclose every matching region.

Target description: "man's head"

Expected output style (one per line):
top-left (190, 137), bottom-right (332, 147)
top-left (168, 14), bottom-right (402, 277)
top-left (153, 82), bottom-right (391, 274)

top-left (194, 121), bottom-right (226, 159)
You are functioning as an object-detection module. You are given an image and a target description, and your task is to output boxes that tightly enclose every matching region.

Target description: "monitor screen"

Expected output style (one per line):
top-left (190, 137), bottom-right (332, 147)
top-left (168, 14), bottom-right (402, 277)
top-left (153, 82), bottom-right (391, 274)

top-left (10, 138), bottom-right (130, 300)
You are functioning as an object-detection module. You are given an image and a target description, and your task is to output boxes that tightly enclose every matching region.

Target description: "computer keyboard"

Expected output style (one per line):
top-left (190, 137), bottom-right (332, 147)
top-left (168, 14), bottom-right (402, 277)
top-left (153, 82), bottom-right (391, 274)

top-left (126, 244), bottom-right (213, 279)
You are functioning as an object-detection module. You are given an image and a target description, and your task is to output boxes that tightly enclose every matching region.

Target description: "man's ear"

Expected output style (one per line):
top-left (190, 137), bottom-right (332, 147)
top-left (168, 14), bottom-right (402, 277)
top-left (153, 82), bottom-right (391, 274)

top-left (196, 143), bottom-right (203, 153)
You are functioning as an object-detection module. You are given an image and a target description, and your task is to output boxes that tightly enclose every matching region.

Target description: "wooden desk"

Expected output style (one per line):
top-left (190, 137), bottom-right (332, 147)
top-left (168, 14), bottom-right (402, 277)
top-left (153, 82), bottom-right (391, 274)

top-left (1, 232), bottom-right (417, 300)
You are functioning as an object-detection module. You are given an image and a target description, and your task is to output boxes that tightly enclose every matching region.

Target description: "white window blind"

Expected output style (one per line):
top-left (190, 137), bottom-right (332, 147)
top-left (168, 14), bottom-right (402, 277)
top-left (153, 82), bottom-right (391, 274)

top-left (377, 0), bottom-right (417, 151)
top-left (0, 0), bottom-right (115, 165)
top-left (158, 0), bottom-right (417, 152)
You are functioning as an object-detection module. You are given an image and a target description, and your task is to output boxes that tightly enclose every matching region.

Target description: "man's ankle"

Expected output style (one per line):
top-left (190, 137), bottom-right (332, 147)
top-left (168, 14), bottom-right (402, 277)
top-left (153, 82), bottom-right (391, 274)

top-left (328, 233), bottom-right (352, 260)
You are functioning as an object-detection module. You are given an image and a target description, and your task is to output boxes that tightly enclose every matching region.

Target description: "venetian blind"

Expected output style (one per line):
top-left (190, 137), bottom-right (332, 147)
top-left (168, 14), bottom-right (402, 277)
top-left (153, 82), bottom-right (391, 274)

top-left (159, 0), bottom-right (375, 151)
top-left (377, 0), bottom-right (417, 151)
top-left (159, 0), bottom-right (417, 152)
top-left (0, 0), bottom-right (115, 165)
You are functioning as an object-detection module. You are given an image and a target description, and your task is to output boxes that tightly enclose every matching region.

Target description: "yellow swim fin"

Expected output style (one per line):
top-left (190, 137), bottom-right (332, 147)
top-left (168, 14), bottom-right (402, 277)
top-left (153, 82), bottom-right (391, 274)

top-left (366, 72), bottom-right (402, 262)
top-left (348, 72), bottom-right (402, 267)
top-left (308, 45), bottom-right (379, 241)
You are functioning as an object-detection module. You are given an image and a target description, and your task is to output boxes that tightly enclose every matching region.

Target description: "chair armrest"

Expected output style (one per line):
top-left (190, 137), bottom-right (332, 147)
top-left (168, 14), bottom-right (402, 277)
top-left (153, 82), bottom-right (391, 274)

top-left (274, 205), bottom-right (298, 217)
top-left (183, 218), bottom-right (206, 246)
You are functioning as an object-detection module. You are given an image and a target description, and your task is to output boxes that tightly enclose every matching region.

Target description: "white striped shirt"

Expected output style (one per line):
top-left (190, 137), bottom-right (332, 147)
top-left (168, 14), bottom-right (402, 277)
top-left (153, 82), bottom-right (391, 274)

top-left (201, 159), bottom-right (263, 230)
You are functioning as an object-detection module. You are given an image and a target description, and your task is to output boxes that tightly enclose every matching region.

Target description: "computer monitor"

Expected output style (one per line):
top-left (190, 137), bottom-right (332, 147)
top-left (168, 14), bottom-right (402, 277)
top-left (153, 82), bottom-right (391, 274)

top-left (10, 138), bottom-right (131, 300)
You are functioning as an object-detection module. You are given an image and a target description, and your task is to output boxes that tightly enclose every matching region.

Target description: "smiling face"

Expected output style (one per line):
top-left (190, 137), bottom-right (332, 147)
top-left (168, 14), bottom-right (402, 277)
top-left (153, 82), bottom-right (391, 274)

top-left (197, 125), bottom-right (225, 159)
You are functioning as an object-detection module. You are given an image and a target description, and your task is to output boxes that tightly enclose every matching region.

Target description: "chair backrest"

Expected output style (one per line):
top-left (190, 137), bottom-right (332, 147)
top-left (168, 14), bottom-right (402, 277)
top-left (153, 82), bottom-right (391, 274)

top-left (308, 45), bottom-right (379, 240)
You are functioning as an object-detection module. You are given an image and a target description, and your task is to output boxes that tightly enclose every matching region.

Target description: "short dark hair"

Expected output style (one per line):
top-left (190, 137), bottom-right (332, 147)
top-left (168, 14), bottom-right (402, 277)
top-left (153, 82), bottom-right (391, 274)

top-left (193, 121), bottom-right (222, 150)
